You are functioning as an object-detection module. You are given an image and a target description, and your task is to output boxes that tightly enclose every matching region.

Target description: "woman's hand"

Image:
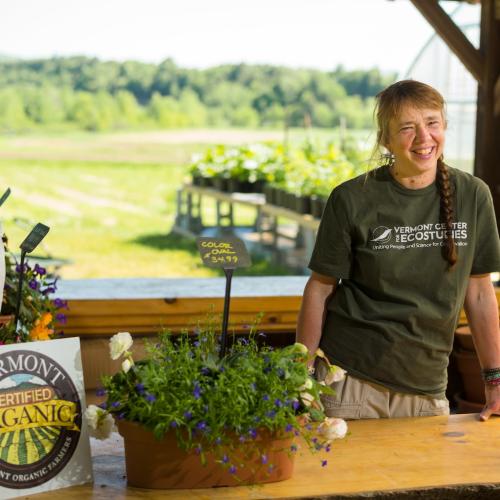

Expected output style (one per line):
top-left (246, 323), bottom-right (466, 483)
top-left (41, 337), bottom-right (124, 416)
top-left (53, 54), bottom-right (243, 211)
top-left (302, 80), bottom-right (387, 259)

top-left (480, 385), bottom-right (500, 421)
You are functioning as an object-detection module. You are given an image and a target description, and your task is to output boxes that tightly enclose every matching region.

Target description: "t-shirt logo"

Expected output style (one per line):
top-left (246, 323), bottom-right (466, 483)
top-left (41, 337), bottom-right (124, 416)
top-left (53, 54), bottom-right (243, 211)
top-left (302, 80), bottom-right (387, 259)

top-left (370, 226), bottom-right (393, 244)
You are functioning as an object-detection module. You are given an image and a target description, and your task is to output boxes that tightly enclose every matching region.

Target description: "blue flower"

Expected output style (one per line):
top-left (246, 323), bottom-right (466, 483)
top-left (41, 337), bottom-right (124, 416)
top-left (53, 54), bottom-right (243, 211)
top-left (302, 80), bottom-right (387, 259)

top-left (321, 460), bottom-right (328, 467)
top-left (248, 428), bottom-right (257, 439)
top-left (292, 400), bottom-right (300, 411)
top-left (111, 401), bottom-right (120, 408)
top-left (170, 421), bottom-right (178, 428)
top-left (261, 454), bottom-right (268, 464)
top-left (266, 410), bottom-right (276, 418)
top-left (34, 264), bottom-right (46, 276)
top-left (98, 402), bottom-right (107, 410)
top-left (53, 298), bottom-right (68, 309)
top-left (56, 313), bottom-right (67, 324)
top-left (145, 393), bottom-right (156, 403)
top-left (229, 465), bottom-right (237, 474)
top-left (193, 383), bottom-right (202, 399)
top-left (222, 454), bottom-right (229, 464)
top-left (28, 279), bottom-right (38, 290)
top-left (95, 388), bottom-right (106, 397)
top-left (201, 367), bottom-right (210, 375)
top-left (262, 394), bottom-right (270, 401)
top-left (135, 383), bottom-right (145, 393)
top-left (184, 411), bottom-right (193, 420)
top-left (325, 445), bottom-right (331, 453)
top-left (196, 421), bottom-right (207, 431)
top-left (285, 423), bottom-right (293, 432)
top-left (274, 398), bottom-right (282, 407)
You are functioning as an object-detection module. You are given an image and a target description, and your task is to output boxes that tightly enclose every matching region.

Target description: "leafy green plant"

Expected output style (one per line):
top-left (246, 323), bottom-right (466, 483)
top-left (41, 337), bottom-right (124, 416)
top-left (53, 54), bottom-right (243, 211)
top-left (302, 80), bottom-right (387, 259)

top-left (1, 235), bottom-right (67, 344)
top-left (86, 319), bottom-right (348, 478)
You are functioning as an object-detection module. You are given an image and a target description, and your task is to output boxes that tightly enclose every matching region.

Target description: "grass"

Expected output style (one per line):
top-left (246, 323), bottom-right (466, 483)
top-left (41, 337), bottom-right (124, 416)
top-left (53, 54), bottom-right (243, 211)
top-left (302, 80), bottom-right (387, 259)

top-left (2, 128), bottom-right (351, 279)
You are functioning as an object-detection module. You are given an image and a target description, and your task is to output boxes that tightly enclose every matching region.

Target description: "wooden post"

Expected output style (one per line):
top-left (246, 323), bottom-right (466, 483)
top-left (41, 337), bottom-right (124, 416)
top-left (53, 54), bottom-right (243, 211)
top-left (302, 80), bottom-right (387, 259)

top-left (474, 0), bottom-right (500, 232)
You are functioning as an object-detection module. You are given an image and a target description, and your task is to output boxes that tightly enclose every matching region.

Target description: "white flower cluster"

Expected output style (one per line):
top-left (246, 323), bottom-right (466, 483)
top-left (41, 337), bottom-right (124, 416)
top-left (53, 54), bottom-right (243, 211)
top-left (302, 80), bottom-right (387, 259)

top-left (109, 331), bottom-right (134, 373)
top-left (84, 404), bottom-right (116, 440)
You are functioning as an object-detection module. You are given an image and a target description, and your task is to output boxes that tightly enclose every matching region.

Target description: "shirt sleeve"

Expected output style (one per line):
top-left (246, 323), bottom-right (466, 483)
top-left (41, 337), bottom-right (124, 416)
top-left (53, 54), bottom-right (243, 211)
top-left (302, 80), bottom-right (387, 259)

top-left (470, 181), bottom-right (500, 274)
top-left (308, 188), bottom-right (353, 279)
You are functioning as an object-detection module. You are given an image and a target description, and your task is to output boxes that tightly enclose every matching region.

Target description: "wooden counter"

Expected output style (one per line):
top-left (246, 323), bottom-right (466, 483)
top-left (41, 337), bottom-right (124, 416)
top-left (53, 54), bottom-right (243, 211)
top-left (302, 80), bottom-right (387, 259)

top-left (30, 414), bottom-right (500, 499)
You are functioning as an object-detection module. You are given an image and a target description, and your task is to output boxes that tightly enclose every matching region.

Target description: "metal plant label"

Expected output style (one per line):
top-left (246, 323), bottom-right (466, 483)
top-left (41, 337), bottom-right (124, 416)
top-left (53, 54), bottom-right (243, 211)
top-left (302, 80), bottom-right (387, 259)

top-left (196, 236), bottom-right (251, 269)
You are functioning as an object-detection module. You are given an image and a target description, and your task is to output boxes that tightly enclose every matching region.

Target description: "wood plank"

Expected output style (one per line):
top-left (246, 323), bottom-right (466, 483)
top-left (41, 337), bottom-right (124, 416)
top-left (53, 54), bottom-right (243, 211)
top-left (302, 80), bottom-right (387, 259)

top-left (31, 414), bottom-right (500, 498)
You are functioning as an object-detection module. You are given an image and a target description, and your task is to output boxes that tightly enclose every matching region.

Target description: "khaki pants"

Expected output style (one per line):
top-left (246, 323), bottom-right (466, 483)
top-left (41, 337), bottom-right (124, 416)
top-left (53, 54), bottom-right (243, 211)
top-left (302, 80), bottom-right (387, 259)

top-left (315, 359), bottom-right (450, 420)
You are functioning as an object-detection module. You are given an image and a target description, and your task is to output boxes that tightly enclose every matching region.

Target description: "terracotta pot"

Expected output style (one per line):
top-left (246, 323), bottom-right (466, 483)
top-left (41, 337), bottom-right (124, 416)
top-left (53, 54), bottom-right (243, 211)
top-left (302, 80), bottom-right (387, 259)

top-left (117, 420), bottom-right (295, 489)
top-left (455, 326), bottom-right (475, 351)
top-left (0, 314), bottom-right (14, 328)
top-left (453, 349), bottom-right (485, 404)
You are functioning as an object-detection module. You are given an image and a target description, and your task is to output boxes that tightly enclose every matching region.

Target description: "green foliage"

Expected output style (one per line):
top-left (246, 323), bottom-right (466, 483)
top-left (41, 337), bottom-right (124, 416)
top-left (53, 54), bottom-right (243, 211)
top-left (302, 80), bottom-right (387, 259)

top-left (190, 141), bottom-right (368, 196)
top-left (101, 320), bottom-right (334, 475)
top-left (0, 57), bottom-right (396, 131)
top-left (1, 237), bottom-right (66, 344)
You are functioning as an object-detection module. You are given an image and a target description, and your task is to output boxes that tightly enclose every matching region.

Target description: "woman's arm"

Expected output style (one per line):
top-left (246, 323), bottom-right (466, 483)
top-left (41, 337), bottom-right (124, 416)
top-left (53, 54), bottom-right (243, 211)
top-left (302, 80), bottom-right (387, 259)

top-left (296, 272), bottom-right (338, 357)
top-left (463, 274), bottom-right (500, 421)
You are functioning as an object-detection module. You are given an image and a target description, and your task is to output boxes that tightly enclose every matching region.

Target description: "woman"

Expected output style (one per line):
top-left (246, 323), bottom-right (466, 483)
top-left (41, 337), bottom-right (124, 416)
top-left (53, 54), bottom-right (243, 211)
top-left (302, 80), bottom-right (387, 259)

top-left (296, 80), bottom-right (500, 420)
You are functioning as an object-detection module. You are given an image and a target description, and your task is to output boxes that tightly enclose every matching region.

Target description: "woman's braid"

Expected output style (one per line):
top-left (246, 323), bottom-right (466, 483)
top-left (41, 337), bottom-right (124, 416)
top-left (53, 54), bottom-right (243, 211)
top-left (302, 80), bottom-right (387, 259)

top-left (436, 158), bottom-right (457, 267)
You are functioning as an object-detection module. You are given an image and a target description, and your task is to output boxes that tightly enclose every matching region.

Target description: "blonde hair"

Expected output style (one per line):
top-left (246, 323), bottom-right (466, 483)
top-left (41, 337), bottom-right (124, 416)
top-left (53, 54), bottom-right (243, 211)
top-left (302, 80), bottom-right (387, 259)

top-left (374, 80), bottom-right (457, 268)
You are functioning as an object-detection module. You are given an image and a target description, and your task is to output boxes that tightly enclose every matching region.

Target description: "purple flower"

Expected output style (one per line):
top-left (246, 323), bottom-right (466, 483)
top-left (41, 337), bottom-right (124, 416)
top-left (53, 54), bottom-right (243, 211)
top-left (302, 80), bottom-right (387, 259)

top-left (135, 383), bottom-right (145, 393)
top-left (184, 411), bottom-right (193, 420)
top-left (117, 412), bottom-right (125, 420)
top-left (248, 428), bottom-right (257, 439)
top-left (95, 388), bottom-right (106, 397)
top-left (111, 401), bottom-right (120, 408)
top-left (262, 394), bottom-right (270, 401)
top-left (98, 402), bottom-right (107, 410)
top-left (285, 423), bottom-right (293, 432)
top-left (196, 421), bottom-right (207, 431)
top-left (274, 398), bottom-right (282, 407)
top-left (200, 367), bottom-right (210, 375)
top-left (239, 435), bottom-right (246, 443)
top-left (145, 393), bottom-right (156, 403)
top-left (222, 454), bottom-right (229, 464)
top-left (28, 279), bottom-right (38, 290)
top-left (193, 383), bottom-right (202, 399)
top-left (55, 313), bottom-right (67, 324)
top-left (325, 445), bottom-right (331, 453)
top-left (34, 264), bottom-right (46, 276)
top-left (261, 454), bottom-right (268, 464)
top-left (42, 287), bottom-right (56, 295)
top-left (266, 410), bottom-right (276, 418)
top-left (170, 421), bottom-right (178, 428)
top-left (229, 465), bottom-right (237, 474)
top-left (292, 400), bottom-right (300, 411)
top-left (193, 341), bottom-right (200, 347)
top-left (53, 298), bottom-right (68, 309)
top-left (321, 460), bottom-right (328, 467)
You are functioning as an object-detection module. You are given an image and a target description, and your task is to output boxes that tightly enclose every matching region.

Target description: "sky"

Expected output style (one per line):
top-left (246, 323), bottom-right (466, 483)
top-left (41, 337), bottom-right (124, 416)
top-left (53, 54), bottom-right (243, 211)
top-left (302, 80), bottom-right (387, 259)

top-left (0, 0), bottom-right (480, 75)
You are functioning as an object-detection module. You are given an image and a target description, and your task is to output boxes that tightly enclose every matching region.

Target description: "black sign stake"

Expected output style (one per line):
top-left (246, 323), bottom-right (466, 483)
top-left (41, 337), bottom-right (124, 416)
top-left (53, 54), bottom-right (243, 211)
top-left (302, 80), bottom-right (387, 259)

top-left (14, 223), bottom-right (50, 335)
top-left (196, 236), bottom-right (251, 358)
top-left (0, 188), bottom-right (11, 207)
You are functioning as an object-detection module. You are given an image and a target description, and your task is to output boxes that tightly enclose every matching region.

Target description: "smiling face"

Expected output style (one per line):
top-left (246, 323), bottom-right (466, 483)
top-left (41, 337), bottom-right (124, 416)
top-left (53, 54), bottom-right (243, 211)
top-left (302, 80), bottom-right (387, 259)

top-left (386, 105), bottom-right (446, 179)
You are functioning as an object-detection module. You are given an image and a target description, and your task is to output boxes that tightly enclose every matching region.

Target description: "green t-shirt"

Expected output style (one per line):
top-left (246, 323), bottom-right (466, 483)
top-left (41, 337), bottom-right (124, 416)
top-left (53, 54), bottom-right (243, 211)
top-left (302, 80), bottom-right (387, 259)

top-left (309, 165), bottom-right (500, 398)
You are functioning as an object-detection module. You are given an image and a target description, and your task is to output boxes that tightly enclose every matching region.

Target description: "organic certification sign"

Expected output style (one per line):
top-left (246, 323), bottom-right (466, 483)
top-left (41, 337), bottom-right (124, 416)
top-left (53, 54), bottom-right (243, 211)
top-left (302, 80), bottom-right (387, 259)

top-left (0, 337), bottom-right (92, 497)
top-left (196, 236), bottom-right (251, 269)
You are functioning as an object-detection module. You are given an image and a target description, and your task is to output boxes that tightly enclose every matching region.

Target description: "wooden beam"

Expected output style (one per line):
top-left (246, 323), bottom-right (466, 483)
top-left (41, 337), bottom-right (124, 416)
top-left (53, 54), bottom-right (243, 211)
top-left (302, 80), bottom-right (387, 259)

top-left (474, 0), bottom-right (500, 229)
top-left (409, 0), bottom-right (484, 83)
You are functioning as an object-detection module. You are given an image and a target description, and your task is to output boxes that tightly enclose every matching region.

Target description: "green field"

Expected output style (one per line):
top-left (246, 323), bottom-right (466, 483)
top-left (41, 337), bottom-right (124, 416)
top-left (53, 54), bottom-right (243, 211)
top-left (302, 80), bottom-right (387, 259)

top-left (1, 128), bottom-right (366, 278)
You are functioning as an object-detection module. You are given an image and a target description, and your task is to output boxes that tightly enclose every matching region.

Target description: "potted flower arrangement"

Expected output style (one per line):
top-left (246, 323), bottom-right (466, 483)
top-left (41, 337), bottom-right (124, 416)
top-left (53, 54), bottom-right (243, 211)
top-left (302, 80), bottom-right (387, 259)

top-left (86, 321), bottom-right (348, 489)
top-left (1, 235), bottom-right (67, 344)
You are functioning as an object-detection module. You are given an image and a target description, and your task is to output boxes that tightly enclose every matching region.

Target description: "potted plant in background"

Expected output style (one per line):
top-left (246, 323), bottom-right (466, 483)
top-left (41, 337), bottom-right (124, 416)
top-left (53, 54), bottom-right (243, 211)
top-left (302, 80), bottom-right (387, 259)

top-left (86, 320), bottom-right (348, 489)
top-left (1, 234), bottom-right (67, 344)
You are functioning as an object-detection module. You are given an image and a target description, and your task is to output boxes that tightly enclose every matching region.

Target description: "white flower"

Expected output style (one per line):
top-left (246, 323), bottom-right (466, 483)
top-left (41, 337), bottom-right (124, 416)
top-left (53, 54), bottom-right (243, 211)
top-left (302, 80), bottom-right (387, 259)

top-left (109, 331), bottom-right (133, 360)
top-left (122, 358), bottom-right (133, 373)
top-left (318, 417), bottom-right (348, 441)
top-left (324, 365), bottom-right (347, 385)
top-left (298, 377), bottom-right (313, 391)
top-left (300, 391), bottom-right (314, 407)
top-left (85, 405), bottom-right (116, 440)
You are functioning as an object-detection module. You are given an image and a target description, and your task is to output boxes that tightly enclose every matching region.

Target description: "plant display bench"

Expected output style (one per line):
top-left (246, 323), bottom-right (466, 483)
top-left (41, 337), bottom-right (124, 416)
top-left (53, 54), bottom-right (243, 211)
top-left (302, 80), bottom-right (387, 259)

top-left (173, 184), bottom-right (320, 270)
top-left (31, 414), bottom-right (500, 499)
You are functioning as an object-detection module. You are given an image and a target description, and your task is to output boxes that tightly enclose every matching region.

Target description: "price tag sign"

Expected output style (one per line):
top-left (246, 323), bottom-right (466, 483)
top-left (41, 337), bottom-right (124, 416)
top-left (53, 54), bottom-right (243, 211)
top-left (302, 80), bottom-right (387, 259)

top-left (196, 236), bottom-right (251, 269)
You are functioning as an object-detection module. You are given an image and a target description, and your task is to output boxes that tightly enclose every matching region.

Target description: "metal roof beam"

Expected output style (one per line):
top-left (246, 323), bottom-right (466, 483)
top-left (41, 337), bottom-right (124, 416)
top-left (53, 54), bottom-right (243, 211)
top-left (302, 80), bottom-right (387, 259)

top-left (409, 0), bottom-right (484, 83)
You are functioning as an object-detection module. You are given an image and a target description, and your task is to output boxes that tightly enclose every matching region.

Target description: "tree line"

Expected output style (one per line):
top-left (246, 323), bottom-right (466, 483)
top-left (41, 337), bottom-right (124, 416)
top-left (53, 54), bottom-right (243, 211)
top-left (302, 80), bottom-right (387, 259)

top-left (0, 57), bottom-right (395, 132)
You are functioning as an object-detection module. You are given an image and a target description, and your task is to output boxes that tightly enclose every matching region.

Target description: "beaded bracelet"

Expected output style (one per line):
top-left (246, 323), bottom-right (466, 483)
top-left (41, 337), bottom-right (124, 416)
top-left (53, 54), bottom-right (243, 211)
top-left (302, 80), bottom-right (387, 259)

top-left (481, 367), bottom-right (500, 385)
